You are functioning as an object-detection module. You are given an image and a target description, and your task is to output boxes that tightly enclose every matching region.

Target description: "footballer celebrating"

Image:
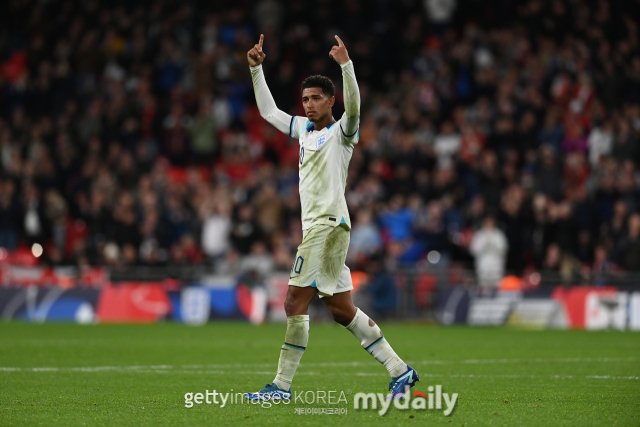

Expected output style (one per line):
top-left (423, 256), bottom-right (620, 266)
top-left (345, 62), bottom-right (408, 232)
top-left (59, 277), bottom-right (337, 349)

top-left (245, 34), bottom-right (419, 400)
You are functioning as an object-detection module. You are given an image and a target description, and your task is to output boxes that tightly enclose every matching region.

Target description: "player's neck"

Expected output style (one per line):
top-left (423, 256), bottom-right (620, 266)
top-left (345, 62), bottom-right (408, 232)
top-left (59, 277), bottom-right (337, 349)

top-left (312, 114), bottom-right (335, 131)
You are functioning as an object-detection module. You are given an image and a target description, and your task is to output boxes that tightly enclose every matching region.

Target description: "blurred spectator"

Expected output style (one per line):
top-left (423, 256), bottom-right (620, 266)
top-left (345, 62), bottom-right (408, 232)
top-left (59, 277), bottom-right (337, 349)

top-left (588, 120), bottom-right (614, 167)
top-left (0, 180), bottom-right (19, 250)
top-left (122, 244), bottom-right (138, 266)
top-left (538, 111), bottom-right (564, 152)
top-left (44, 190), bottom-right (67, 251)
top-left (433, 121), bottom-right (461, 166)
top-left (469, 216), bottom-right (508, 291)
top-left (378, 195), bottom-right (414, 242)
top-left (615, 214), bottom-right (640, 271)
top-left (189, 100), bottom-right (218, 164)
top-left (181, 234), bottom-right (203, 265)
top-left (414, 199), bottom-right (450, 259)
top-left (215, 249), bottom-right (243, 277)
top-left (201, 200), bottom-right (231, 259)
top-left (230, 204), bottom-right (263, 255)
top-left (591, 244), bottom-right (617, 286)
top-left (163, 104), bottom-right (192, 166)
top-left (240, 241), bottom-right (274, 282)
top-left (536, 145), bottom-right (563, 202)
top-left (612, 120), bottom-right (637, 164)
top-left (347, 209), bottom-right (382, 265)
top-left (254, 182), bottom-right (284, 235)
top-left (23, 183), bottom-right (45, 246)
top-left (362, 253), bottom-right (397, 318)
top-left (424, 0), bottom-right (457, 36)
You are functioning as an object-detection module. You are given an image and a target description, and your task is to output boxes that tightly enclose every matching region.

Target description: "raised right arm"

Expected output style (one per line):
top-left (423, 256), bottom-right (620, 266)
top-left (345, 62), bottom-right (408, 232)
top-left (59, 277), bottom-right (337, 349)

top-left (248, 34), bottom-right (292, 135)
top-left (250, 64), bottom-right (292, 135)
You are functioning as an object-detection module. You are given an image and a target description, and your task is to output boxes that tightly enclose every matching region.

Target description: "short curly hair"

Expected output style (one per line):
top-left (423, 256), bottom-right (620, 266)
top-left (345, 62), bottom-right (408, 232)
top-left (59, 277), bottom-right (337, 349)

top-left (301, 75), bottom-right (335, 97)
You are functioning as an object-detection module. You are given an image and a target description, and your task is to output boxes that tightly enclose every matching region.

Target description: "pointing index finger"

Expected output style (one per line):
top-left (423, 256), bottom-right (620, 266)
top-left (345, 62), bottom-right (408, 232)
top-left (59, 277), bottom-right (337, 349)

top-left (335, 35), bottom-right (344, 47)
top-left (259, 34), bottom-right (264, 49)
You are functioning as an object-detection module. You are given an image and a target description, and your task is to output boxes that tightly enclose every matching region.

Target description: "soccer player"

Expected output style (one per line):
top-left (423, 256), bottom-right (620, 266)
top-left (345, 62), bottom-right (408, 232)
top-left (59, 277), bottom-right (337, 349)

top-left (245, 34), bottom-right (419, 400)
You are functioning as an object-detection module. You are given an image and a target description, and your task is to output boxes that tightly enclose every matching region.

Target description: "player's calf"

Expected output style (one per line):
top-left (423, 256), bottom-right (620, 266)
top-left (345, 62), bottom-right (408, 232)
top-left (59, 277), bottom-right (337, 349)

top-left (345, 308), bottom-right (411, 379)
top-left (322, 288), bottom-right (357, 326)
top-left (327, 304), bottom-right (356, 326)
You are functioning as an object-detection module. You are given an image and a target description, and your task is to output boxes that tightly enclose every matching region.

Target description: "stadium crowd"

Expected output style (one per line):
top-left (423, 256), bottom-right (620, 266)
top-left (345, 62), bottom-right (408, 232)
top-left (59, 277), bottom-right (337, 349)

top-left (1, 0), bottom-right (640, 288)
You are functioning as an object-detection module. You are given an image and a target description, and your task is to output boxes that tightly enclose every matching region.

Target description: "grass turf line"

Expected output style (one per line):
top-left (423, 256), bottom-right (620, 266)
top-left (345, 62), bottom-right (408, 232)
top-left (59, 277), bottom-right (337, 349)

top-left (0, 322), bottom-right (639, 426)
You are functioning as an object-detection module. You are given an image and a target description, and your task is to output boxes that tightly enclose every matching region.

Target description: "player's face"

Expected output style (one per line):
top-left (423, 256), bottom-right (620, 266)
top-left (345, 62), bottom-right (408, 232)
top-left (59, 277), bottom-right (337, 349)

top-left (301, 88), bottom-right (335, 122)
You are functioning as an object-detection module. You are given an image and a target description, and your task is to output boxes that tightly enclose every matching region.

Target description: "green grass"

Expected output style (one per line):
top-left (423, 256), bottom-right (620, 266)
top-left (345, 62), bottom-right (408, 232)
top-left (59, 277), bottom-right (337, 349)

top-left (0, 322), bottom-right (639, 426)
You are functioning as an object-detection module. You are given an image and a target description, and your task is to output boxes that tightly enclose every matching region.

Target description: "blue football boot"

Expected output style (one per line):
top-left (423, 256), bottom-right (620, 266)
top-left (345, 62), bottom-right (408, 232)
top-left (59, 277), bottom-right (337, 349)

top-left (387, 365), bottom-right (420, 399)
top-left (245, 383), bottom-right (291, 401)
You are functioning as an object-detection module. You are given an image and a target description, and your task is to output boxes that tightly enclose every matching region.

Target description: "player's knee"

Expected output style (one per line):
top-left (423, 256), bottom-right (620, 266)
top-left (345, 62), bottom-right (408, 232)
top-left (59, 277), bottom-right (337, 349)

top-left (284, 295), bottom-right (304, 317)
top-left (284, 298), bottom-right (296, 317)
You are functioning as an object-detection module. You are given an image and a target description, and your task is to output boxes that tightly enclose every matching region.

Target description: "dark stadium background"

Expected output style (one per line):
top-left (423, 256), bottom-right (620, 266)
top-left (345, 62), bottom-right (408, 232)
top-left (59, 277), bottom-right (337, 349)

top-left (0, 0), bottom-right (640, 323)
top-left (1, 2), bottom-right (640, 426)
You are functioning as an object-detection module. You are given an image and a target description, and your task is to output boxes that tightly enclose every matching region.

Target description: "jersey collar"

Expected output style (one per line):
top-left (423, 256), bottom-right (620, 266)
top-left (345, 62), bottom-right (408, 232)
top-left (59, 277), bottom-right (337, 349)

top-left (306, 120), bottom-right (337, 132)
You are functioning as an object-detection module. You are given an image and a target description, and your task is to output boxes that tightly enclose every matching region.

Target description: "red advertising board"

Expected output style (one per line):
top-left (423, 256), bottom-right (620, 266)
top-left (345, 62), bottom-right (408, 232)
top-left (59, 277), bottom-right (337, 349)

top-left (552, 286), bottom-right (618, 329)
top-left (96, 283), bottom-right (171, 323)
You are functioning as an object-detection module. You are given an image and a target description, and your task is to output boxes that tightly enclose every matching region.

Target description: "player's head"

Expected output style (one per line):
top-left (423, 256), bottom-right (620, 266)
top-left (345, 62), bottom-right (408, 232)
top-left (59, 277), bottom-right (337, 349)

top-left (482, 214), bottom-right (496, 230)
top-left (301, 75), bottom-right (335, 123)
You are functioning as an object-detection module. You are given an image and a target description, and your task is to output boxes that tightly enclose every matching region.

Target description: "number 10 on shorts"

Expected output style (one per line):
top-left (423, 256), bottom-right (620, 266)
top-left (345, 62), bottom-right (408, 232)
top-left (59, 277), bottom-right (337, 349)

top-left (291, 255), bottom-right (304, 275)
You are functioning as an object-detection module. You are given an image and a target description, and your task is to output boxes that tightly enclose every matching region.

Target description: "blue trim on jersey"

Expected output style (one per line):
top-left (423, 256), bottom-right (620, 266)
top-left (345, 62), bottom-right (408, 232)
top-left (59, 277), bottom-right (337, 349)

top-left (365, 337), bottom-right (384, 352)
top-left (340, 216), bottom-right (346, 224)
top-left (327, 122), bottom-right (336, 130)
top-left (306, 121), bottom-right (315, 132)
top-left (340, 124), bottom-right (359, 138)
top-left (289, 116), bottom-right (295, 137)
top-left (284, 342), bottom-right (306, 351)
top-left (310, 279), bottom-right (317, 288)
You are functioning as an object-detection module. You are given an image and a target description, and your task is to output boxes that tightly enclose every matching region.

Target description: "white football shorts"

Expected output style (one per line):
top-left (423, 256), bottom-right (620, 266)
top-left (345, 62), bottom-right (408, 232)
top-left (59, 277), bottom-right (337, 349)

top-left (288, 224), bottom-right (353, 297)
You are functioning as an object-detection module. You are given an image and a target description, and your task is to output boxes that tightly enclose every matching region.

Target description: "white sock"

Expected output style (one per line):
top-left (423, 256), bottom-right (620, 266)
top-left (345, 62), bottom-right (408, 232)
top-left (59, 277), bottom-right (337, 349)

top-left (273, 315), bottom-right (309, 390)
top-left (345, 308), bottom-right (407, 378)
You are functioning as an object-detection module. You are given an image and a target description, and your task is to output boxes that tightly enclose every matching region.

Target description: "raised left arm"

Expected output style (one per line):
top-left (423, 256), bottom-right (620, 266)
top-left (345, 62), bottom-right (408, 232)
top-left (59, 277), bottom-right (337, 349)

top-left (330, 36), bottom-right (360, 139)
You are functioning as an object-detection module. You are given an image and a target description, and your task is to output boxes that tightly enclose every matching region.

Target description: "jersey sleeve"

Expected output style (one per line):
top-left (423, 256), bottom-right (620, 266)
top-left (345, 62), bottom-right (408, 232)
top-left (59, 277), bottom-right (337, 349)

top-left (339, 112), bottom-right (359, 144)
top-left (289, 116), bottom-right (310, 140)
top-left (338, 60), bottom-right (360, 145)
top-left (250, 64), bottom-right (292, 135)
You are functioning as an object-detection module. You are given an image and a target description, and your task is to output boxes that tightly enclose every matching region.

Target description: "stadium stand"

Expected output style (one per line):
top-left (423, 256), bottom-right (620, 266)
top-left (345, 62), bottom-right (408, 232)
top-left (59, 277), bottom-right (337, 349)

top-left (0, 0), bottom-right (639, 299)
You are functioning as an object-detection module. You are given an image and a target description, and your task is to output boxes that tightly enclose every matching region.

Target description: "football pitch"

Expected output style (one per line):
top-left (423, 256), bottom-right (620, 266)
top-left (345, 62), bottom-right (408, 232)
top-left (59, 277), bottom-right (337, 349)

top-left (1, 322), bottom-right (638, 426)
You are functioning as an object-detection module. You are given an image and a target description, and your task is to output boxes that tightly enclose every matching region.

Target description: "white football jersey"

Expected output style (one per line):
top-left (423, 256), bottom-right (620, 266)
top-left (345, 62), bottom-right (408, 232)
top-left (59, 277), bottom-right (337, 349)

top-left (290, 115), bottom-right (359, 231)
